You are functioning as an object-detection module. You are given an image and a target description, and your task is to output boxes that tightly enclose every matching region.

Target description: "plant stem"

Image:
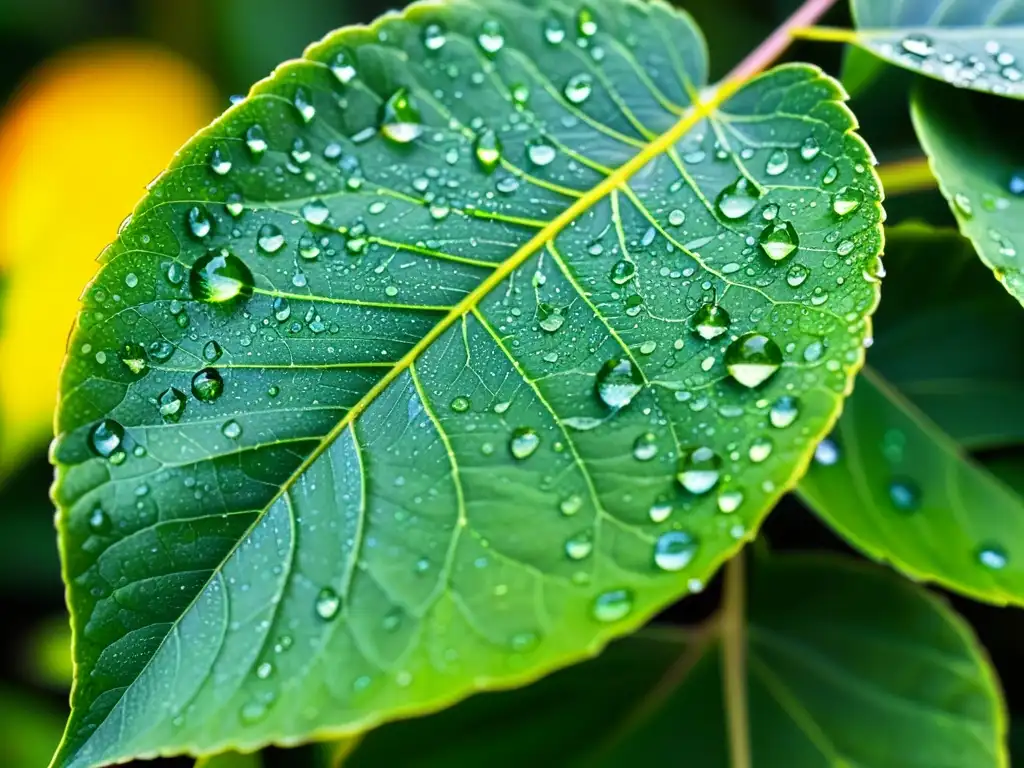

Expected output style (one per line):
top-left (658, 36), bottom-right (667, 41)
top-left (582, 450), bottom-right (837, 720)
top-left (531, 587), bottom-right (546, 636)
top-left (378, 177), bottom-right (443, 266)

top-left (877, 156), bottom-right (937, 196)
top-left (721, 550), bottom-right (751, 768)
top-left (723, 0), bottom-right (842, 86)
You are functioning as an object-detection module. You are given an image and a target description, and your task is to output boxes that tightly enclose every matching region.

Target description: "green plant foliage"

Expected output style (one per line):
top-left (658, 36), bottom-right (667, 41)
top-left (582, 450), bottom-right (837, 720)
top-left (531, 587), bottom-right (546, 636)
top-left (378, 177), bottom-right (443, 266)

top-left (343, 554), bottom-right (1006, 767)
top-left (911, 81), bottom-right (1024, 305)
top-left (49, 0), bottom-right (884, 764)
top-left (195, 751), bottom-right (262, 768)
top-left (801, 225), bottom-right (1024, 604)
top-left (849, 0), bottom-right (1024, 97)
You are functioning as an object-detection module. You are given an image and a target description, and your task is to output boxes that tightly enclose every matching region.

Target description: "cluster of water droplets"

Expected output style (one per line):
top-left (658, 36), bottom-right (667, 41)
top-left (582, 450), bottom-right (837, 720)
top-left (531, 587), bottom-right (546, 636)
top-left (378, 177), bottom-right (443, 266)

top-left (881, 34), bottom-right (1023, 96)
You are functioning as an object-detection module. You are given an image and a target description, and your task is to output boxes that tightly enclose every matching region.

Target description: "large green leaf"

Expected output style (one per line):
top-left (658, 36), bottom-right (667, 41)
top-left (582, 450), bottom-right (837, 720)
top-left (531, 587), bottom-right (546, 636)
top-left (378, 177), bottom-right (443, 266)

top-left (911, 80), bottom-right (1024, 306)
top-left (800, 225), bottom-right (1024, 604)
top-left (50, 0), bottom-right (883, 765)
top-left (848, 0), bottom-right (1024, 98)
top-left (343, 554), bottom-right (1006, 767)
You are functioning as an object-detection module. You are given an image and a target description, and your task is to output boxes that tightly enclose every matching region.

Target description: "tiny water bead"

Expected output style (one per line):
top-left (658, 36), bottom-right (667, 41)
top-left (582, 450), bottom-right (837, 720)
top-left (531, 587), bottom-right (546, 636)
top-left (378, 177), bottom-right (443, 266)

top-left (527, 138), bottom-right (556, 167)
top-left (563, 74), bottom-right (593, 104)
top-left (769, 395), bottom-right (799, 428)
top-left (245, 124), bottom-right (268, 158)
top-left (577, 6), bottom-right (598, 36)
top-left (565, 531), bottom-right (593, 560)
top-left (560, 494), bottom-right (583, 516)
top-left (692, 303), bottom-right (730, 340)
top-left (765, 149), bottom-right (789, 176)
top-left (422, 23), bottom-right (446, 50)
top-left (632, 432), bottom-right (658, 461)
top-left (222, 420), bottom-right (243, 439)
top-left (592, 589), bottom-right (633, 623)
top-left (509, 427), bottom-right (540, 459)
top-left (748, 436), bottom-right (773, 463)
top-left (209, 146), bottom-right (232, 176)
top-left (758, 221), bottom-right (799, 261)
top-left (888, 478), bottom-right (921, 512)
top-left (189, 251), bottom-right (254, 303)
top-left (301, 199), bottom-right (330, 226)
top-left (88, 419), bottom-right (125, 458)
top-left (380, 88), bottom-right (423, 144)
top-left (474, 129), bottom-right (502, 173)
top-left (609, 260), bottom-right (636, 285)
top-left (450, 396), bottom-right (471, 413)
top-left (257, 224), bottom-right (285, 254)
top-left (786, 263), bottom-right (810, 287)
top-left (293, 87), bottom-right (316, 123)
top-left (900, 34), bottom-right (935, 57)
top-left (725, 333), bottom-right (782, 388)
top-left (595, 358), bottom-right (643, 409)
top-left (715, 177), bottom-right (761, 220)
top-left (976, 545), bottom-right (1008, 571)
top-left (677, 446), bottom-right (722, 495)
top-left (330, 50), bottom-right (357, 84)
top-left (653, 531), bottom-right (699, 572)
top-left (315, 587), bottom-right (341, 620)
top-left (832, 187), bottom-right (864, 217)
top-left (799, 137), bottom-right (821, 161)
top-left (186, 205), bottom-right (212, 239)
top-left (538, 304), bottom-right (565, 333)
top-left (477, 20), bottom-right (505, 55)
top-left (814, 438), bottom-right (840, 466)
top-left (88, 507), bottom-right (111, 534)
top-left (717, 489), bottom-right (744, 514)
top-left (544, 17), bottom-right (566, 44)
top-left (191, 368), bottom-right (224, 402)
top-left (203, 340), bottom-right (223, 363)
top-left (157, 388), bottom-right (187, 423)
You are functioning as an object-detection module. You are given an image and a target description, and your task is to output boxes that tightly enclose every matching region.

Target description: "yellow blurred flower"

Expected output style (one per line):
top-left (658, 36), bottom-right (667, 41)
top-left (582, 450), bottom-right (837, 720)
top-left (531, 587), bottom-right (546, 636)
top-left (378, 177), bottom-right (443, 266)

top-left (0, 42), bottom-right (218, 474)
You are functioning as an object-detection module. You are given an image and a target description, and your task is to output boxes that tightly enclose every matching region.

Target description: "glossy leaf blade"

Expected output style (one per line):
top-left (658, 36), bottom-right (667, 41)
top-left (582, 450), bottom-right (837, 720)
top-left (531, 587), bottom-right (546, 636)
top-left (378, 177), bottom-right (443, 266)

top-left (344, 555), bottom-right (1006, 767)
top-left (911, 81), bottom-right (1024, 305)
top-left (51, 0), bottom-right (883, 765)
top-left (801, 226), bottom-right (1024, 604)
top-left (850, 0), bottom-right (1024, 98)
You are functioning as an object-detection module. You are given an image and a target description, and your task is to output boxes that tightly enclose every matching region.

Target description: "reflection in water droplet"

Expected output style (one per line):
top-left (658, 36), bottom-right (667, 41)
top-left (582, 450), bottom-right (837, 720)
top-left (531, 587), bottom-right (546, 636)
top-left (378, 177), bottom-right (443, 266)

top-left (765, 149), bottom-right (789, 176)
top-left (677, 446), bottom-right (722, 495)
top-left (192, 368), bottom-right (224, 402)
top-left (189, 251), bottom-right (254, 303)
top-left (717, 488), bottom-right (744, 514)
top-left (632, 432), bottom-right (658, 461)
top-left (474, 129), bottom-right (502, 173)
top-left (725, 334), bottom-right (782, 388)
top-left (609, 260), bottom-right (636, 285)
top-left (544, 17), bottom-right (566, 44)
top-left (716, 177), bottom-right (761, 219)
top-left (769, 396), bottom-right (799, 428)
top-left (832, 187), bottom-right (864, 216)
top-left (595, 358), bottom-right (643, 409)
top-left (257, 224), bottom-right (285, 254)
top-left (509, 427), bottom-right (540, 459)
top-left (246, 124), bottom-right (268, 158)
top-left (748, 436), bottom-right (773, 463)
top-left (222, 419), bottom-right (242, 439)
top-left (538, 304), bottom-right (565, 333)
top-left (88, 419), bottom-right (125, 458)
top-left (450, 396), bottom-right (471, 413)
top-left (187, 205), bottom-right (212, 239)
top-left (527, 138), bottom-right (556, 167)
top-left (977, 545), bottom-right (1008, 570)
top-left (564, 74), bottom-right (593, 104)
top-left (592, 589), bottom-right (632, 622)
top-left (203, 340), bottom-right (223, 363)
top-left (758, 221), bottom-right (799, 261)
top-left (565, 531), bottom-right (593, 560)
top-left (423, 23), bottom-right (446, 50)
top-left (799, 137), bottom-right (821, 161)
top-left (814, 438), bottom-right (840, 466)
top-left (315, 587), bottom-right (341, 620)
top-left (157, 388), bottom-right (187, 423)
top-left (888, 478), bottom-right (921, 512)
top-left (786, 263), bottom-right (810, 287)
top-left (478, 20), bottom-right (505, 54)
top-left (380, 88), bottom-right (423, 144)
top-left (692, 303), bottom-right (730, 340)
top-left (653, 531), bottom-right (699, 571)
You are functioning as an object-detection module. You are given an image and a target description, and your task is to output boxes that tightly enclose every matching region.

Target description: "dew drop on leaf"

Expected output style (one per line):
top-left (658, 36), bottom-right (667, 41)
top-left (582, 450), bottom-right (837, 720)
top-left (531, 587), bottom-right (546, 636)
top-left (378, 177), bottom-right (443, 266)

top-left (330, 50), bottom-right (357, 84)
top-left (245, 124), bottom-right (268, 158)
top-left (716, 177), bottom-right (761, 219)
top-left (692, 303), bottom-right (730, 340)
top-left (725, 333), bottom-right (782, 388)
top-left (559, 494), bottom-right (583, 516)
top-left (477, 20), bottom-right (505, 55)
top-left (749, 436), bottom-right (773, 463)
top-left (527, 138), bottom-right (556, 167)
top-left (758, 221), bottom-right (799, 261)
top-left (976, 545), bottom-right (1008, 570)
top-left (88, 419), bottom-right (124, 459)
top-left (677, 446), bottom-right (722, 495)
top-left (717, 488), bottom-right (744, 514)
top-left (157, 387), bottom-right (187, 423)
top-left (832, 187), bottom-right (865, 216)
top-left (257, 224), bottom-right (285, 254)
top-left (888, 478), bottom-right (921, 512)
top-left (563, 74), bottom-right (593, 104)
top-left (474, 129), bottom-right (502, 173)
top-left (595, 358), bottom-right (643, 409)
top-left (765, 149), bottom-right (789, 176)
top-left (191, 368), bottom-right (224, 402)
top-left (632, 432), bottom-right (658, 461)
top-left (422, 23), bottom-right (446, 51)
top-left (544, 17), bottom-right (566, 44)
top-left (189, 251), bottom-right (254, 303)
top-left (203, 340), bottom-right (223, 363)
top-left (900, 34), bottom-right (935, 57)
top-left (609, 260), bottom-right (636, 285)
top-left (769, 395), bottom-right (800, 428)
top-left (509, 427), bottom-right (540, 459)
top-left (450, 396), bottom-right (470, 413)
top-left (653, 530), bottom-right (699, 571)
top-left (565, 531), bottom-right (593, 560)
top-left (222, 420), bottom-right (242, 440)
top-left (380, 88), bottom-right (423, 144)
top-left (591, 589), bottom-right (632, 622)
top-left (315, 587), bottom-right (341, 620)
top-left (814, 438), bottom-right (840, 466)
top-left (186, 205), bottom-right (212, 239)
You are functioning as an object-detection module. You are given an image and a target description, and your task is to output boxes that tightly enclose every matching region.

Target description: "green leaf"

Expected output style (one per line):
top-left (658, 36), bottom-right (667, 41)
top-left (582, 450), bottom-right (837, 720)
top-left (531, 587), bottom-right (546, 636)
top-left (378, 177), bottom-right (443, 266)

top-left (911, 80), bottom-right (1024, 306)
top-left (848, 0), bottom-right (1024, 98)
top-left (50, 0), bottom-right (883, 765)
top-left (195, 752), bottom-right (261, 768)
top-left (800, 225), bottom-right (1024, 604)
top-left (343, 554), bottom-right (1006, 767)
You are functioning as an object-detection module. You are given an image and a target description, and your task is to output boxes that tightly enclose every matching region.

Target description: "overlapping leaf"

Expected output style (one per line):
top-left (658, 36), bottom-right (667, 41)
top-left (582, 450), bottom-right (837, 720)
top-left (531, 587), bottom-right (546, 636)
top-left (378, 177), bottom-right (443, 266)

top-left (50, 0), bottom-right (883, 765)
top-left (343, 555), bottom-right (1006, 767)
top-left (911, 81), bottom-right (1024, 305)
top-left (850, 0), bottom-right (1024, 97)
top-left (801, 226), bottom-right (1024, 604)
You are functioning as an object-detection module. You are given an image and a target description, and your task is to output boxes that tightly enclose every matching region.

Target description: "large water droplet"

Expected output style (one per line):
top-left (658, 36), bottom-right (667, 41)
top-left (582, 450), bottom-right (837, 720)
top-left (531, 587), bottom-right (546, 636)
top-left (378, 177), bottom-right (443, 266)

top-left (716, 178), bottom-right (761, 220)
top-left (222, 419), bottom-right (242, 439)
top-left (901, 34), bottom-right (935, 57)
top-left (88, 419), bottom-right (124, 458)
top-left (595, 358), bottom-right (643, 409)
top-left (692, 303), bottom-right (730, 340)
top-left (564, 74), bottom-right (593, 104)
top-left (422, 23), bottom-right (446, 50)
top-left (786, 263), bottom-right (810, 287)
top-left (203, 340), bottom-right (223, 363)
top-left (478, 20), bottom-right (505, 55)
top-left (977, 545), bottom-right (1008, 570)
top-left (330, 50), bottom-right (357, 84)
top-left (725, 333), bottom-right (782, 388)
top-left (509, 427), bottom-right (540, 459)
top-left (209, 146), bottom-right (232, 176)
top-left (538, 304), bottom-right (565, 333)
top-left (769, 395), bottom-right (799, 428)
top-left (157, 388), bottom-right (187, 423)
top-left (632, 432), bottom-right (658, 461)
top-left (527, 138), bottom-right (556, 167)
top-left (758, 221), bottom-right (799, 261)
top-left (474, 129), bottom-right (502, 173)
top-left (189, 251), bottom-right (254, 303)
top-left (592, 589), bottom-right (632, 622)
top-left (301, 199), bottom-right (330, 226)
top-left (799, 137), bottom-right (821, 161)
top-left (187, 205), bottom-right (212, 239)
top-left (814, 438), bottom-right (840, 466)
top-left (749, 436), bottom-right (773, 463)
top-left (653, 530), bottom-right (699, 571)
top-left (765, 149), bottom-right (789, 176)
top-left (245, 124), bottom-right (268, 158)
top-left (832, 187), bottom-right (864, 216)
top-left (380, 88), bottom-right (423, 144)
top-left (191, 368), bottom-right (224, 402)
top-left (257, 224), bottom-right (285, 254)
top-left (544, 17), bottom-right (566, 44)
top-left (565, 531), bottom-right (593, 560)
top-left (450, 396), bottom-right (471, 413)
top-left (609, 260), bottom-right (636, 285)
top-left (315, 586), bottom-right (341, 620)
top-left (677, 446), bottom-right (722, 495)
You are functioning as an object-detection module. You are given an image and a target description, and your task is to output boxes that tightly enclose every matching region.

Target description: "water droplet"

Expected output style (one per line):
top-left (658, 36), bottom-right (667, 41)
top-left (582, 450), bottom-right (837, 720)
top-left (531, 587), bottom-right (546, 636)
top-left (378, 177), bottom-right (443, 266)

top-left (245, 124), bottom-right (268, 158)
top-left (592, 589), bottom-right (632, 622)
top-left (725, 333), bottom-right (782, 388)
top-left (832, 187), bottom-right (864, 216)
top-left (191, 368), bottom-right (224, 402)
top-left (716, 177), bottom-right (761, 220)
top-left (189, 250), bottom-right (254, 303)
top-left (298, 236), bottom-right (320, 260)
top-left (302, 199), bottom-right (330, 226)
top-left (544, 17), bottom-right (566, 44)
top-left (901, 34), bottom-right (935, 57)
top-left (149, 340), bottom-right (174, 363)
top-left (1009, 172), bottom-right (1024, 196)
top-left (478, 20), bottom-right (505, 55)
top-left (450, 396), bottom-right (470, 413)
top-left (765, 149), bottom-right (789, 176)
top-left (758, 221), bottom-right (799, 261)
top-left (692, 303), bottom-right (730, 340)
top-left (315, 586), bottom-right (341, 620)
top-left (256, 662), bottom-right (273, 679)
top-left (748, 436), bottom-right (773, 463)
top-left (157, 388), bottom-right (187, 423)
top-left (653, 531), bottom-right (699, 571)
top-left (257, 224), bottom-right (285, 254)
top-left (474, 129), bottom-right (502, 173)
top-left (226, 193), bottom-right (244, 217)
top-left (668, 209), bottom-right (685, 226)
top-left (799, 137), bottom-right (821, 161)
top-left (88, 507), bottom-right (110, 533)
top-left (511, 83), bottom-right (530, 107)
top-left (239, 700), bottom-right (269, 725)
top-left (560, 494), bottom-right (583, 516)
top-left (786, 263), bottom-right (810, 287)
top-left (976, 545), bottom-right (1008, 570)
top-left (888, 478), bottom-right (920, 512)
top-left (187, 205), bottom-right (212, 239)
top-left (293, 87), bottom-right (316, 123)
top-left (717, 488), bottom-right (744, 514)
top-left (676, 446), bottom-right (722, 495)
top-left (769, 395), bottom-right (799, 428)
top-left (88, 419), bottom-right (124, 459)
top-left (330, 50), bottom-right (357, 84)
top-left (203, 340), bottom-right (223, 363)
top-left (595, 358), bottom-right (643, 409)
top-left (509, 427), bottom-right (540, 459)
top-left (564, 74), bottom-right (592, 104)
top-left (527, 138), bottom-right (556, 167)
top-left (120, 342), bottom-right (147, 375)
top-left (565, 531), bottom-right (593, 560)
top-left (822, 165), bottom-right (839, 185)
top-left (649, 502), bottom-right (672, 523)
top-left (422, 23), bottom-right (446, 50)
top-left (577, 7), bottom-right (597, 36)
top-left (209, 146), bottom-right (232, 175)
top-left (609, 260), bottom-right (636, 285)
top-left (814, 438), bottom-right (839, 466)
top-left (953, 193), bottom-right (974, 219)
top-left (632, 432), bottom-right (658, 461)
top-left (538, 304), bottom-right (565, 333)
top-left (380, 88), bottom-right (423, 144)
top-left (222, 419), bottom-right (242, 439)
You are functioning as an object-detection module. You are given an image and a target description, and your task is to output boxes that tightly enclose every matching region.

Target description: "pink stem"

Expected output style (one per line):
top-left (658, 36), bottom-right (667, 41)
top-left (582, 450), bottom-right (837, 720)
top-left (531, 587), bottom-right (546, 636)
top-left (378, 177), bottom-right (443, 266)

top-left (723, 0), bottom-right (841, 85)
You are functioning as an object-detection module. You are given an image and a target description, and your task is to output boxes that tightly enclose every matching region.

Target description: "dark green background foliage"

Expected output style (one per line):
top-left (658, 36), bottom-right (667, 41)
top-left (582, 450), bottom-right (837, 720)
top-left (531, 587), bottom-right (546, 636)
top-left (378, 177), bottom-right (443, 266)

top-left (2, 0), bottom-right (1024, 766)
